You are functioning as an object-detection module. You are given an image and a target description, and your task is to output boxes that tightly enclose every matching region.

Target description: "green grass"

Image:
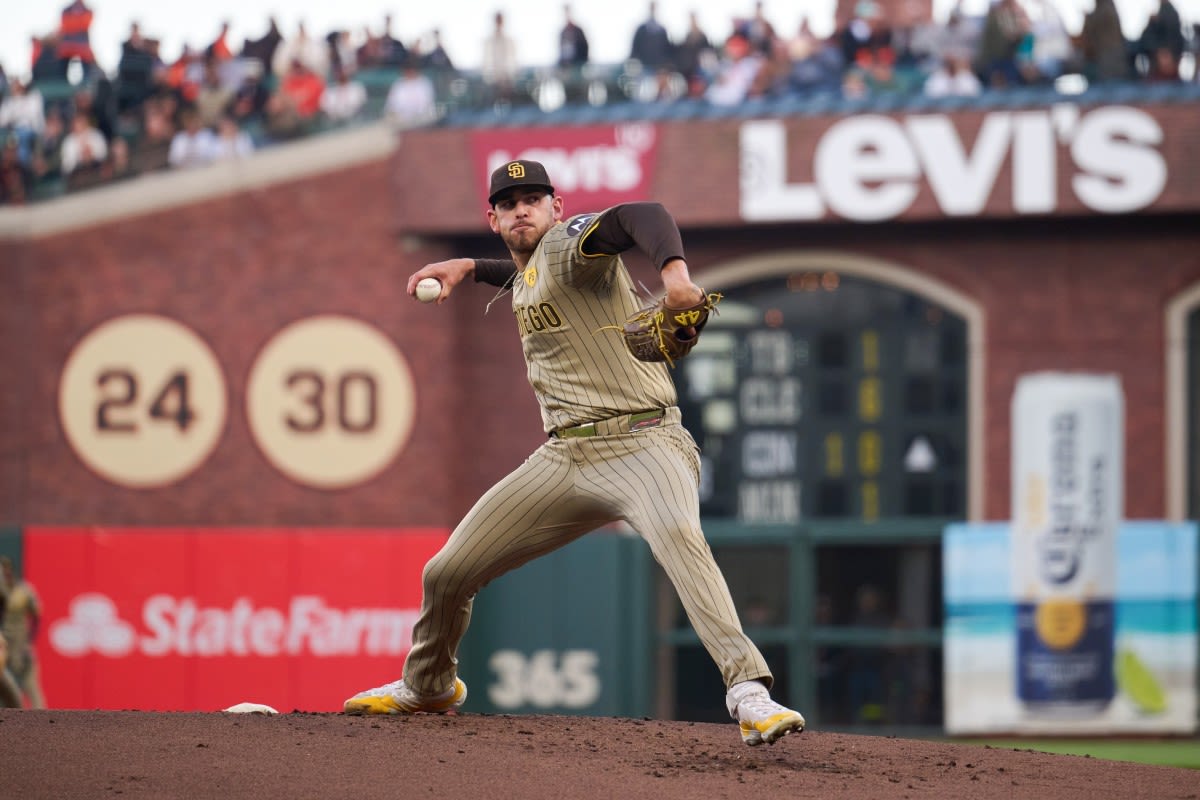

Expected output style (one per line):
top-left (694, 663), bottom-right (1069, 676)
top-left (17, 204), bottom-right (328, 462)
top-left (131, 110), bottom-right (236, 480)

top-left (956, 739), bottom-right (1200, 770)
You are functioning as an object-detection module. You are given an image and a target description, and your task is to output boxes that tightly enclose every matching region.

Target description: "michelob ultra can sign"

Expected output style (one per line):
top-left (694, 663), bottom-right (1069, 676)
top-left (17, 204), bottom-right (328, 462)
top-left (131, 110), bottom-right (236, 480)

top-left (1011, 372), bottom-right (1123, 714)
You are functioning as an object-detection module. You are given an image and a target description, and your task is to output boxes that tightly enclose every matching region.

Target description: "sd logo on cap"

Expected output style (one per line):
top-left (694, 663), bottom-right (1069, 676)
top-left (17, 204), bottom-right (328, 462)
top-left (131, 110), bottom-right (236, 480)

top-left (488, 160), bottom-right (555, 205)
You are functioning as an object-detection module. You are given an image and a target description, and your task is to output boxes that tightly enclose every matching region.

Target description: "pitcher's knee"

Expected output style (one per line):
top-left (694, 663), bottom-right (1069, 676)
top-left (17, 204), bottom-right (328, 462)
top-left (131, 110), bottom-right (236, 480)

top-left (422, 552), bottom-right (480, 600)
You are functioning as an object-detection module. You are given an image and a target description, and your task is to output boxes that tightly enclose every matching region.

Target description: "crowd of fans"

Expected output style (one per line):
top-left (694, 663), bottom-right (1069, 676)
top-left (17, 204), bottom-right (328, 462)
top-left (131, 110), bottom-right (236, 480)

top-left (1, 0), bottom-right (1197, 206)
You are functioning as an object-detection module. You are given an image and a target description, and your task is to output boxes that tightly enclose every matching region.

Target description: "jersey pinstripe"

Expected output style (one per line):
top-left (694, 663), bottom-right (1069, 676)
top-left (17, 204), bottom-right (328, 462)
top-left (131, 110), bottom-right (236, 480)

top-left (512, 211), bottom-right (677, 433)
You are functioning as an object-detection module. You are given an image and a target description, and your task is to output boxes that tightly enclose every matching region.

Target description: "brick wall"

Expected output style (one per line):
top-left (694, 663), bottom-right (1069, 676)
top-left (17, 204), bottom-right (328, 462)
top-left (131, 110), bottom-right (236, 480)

top-left (3, 106), bottom-right (1199, 526)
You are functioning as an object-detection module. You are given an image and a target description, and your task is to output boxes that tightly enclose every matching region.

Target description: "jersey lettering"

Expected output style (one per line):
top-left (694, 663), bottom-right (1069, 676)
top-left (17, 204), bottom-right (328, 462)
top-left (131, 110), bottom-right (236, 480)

top-left (515, 302), bottom-right (565, 336)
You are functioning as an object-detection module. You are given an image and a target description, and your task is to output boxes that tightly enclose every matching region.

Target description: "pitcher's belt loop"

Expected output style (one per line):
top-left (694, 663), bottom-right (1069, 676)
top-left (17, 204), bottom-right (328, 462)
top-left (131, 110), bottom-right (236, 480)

top-left (551, 407), bottom-right (679, 439)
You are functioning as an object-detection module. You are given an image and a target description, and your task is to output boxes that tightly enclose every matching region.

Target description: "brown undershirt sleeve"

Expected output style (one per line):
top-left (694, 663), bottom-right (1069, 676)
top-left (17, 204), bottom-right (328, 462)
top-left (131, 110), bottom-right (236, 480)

top-left (578, 202), bottom-right (686, 270)
top-left (473, 258), bottom-right (518, 287)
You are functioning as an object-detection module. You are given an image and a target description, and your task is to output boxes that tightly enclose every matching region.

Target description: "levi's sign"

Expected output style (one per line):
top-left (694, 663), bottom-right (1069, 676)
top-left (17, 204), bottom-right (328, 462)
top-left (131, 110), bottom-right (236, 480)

top-left (471, 124), bottom-right (658, 210)
top-left (739, 107), bottom-right (1167, 222)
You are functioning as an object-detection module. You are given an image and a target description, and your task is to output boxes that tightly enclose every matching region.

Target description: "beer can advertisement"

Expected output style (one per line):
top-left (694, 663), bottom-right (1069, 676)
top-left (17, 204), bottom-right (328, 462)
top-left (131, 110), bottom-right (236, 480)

top-left (943, 521), bottom-right (1197, 734)
top-left (1011, 373), bottom-right (1122, 715)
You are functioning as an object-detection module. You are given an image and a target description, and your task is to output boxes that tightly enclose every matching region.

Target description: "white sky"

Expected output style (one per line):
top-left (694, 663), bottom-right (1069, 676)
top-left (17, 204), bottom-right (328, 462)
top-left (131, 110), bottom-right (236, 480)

top-left (1, 0), bottom-right (1194, 81)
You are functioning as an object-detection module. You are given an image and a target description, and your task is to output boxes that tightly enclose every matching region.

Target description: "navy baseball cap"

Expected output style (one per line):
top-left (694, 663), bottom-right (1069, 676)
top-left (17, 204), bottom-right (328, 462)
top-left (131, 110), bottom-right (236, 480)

top-left (488, 159), bottom-right (555, 205)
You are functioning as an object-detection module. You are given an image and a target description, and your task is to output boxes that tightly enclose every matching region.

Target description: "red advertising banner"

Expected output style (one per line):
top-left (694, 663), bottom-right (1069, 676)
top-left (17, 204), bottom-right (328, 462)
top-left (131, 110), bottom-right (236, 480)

top-left (470, 124), bottom-right (659, 212)
top-left (25, 527), bottom-right (448, 712)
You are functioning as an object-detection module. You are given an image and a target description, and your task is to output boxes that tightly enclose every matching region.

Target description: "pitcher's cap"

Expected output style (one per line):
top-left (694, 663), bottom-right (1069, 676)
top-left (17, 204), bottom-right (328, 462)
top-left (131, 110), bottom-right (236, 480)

top-left (488, 159), bottom-right (555, 205)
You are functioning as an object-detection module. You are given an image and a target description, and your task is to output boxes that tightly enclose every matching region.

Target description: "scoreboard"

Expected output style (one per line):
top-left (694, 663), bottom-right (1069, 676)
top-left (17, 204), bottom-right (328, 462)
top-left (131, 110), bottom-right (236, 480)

top-left (674, 272), bottom-right (967, 524)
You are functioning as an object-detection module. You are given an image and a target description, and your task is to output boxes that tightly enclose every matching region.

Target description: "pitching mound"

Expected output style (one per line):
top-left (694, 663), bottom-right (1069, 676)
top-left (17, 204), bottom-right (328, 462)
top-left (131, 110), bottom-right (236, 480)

top-left (0, 710), bottom-right (1193, 799)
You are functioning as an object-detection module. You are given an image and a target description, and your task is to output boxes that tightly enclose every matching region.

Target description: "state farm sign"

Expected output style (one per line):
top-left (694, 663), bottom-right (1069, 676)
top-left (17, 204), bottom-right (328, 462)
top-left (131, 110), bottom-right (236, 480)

top-left (740, 107), bottom-right (1167, 221)
top-left (471, 124), bottom-right (658, 210)
top-left (51, 593), bottom-right (416, 658)
top-left (26, 527), bottom-right (447, 712)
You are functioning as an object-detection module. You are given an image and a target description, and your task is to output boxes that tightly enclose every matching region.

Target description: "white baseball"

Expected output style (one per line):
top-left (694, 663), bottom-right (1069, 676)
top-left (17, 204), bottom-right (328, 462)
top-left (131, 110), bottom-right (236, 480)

top-left (415, 277), bottom-right (442, 304)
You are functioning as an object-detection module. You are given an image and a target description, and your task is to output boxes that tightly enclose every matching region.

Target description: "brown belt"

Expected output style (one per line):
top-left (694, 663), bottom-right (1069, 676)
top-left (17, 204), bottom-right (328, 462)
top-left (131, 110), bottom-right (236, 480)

top-left (550, 407), bottom-right (680, 438)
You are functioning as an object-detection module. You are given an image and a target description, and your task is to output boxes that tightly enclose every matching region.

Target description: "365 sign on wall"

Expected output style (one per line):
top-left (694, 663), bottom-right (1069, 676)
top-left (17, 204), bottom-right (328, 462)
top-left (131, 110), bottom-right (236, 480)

top-left (26, 527), bottom-right (447, 711)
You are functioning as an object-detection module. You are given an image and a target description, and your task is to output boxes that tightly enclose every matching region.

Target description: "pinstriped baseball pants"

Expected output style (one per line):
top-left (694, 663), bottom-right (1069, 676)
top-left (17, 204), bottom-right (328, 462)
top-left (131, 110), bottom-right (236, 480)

top-left (402, 419), bottom-right (773, 697)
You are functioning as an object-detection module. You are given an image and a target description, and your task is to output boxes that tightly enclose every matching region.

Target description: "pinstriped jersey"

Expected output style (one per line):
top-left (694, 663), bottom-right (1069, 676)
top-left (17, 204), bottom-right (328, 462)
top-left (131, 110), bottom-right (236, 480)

top-left (512, 210), bottom-right (678, 433)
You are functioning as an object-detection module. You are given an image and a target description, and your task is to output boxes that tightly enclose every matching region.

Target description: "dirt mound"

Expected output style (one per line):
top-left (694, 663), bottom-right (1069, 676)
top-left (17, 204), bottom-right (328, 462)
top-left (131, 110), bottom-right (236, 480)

top-left (0, 710), bottom-right (1193, 799)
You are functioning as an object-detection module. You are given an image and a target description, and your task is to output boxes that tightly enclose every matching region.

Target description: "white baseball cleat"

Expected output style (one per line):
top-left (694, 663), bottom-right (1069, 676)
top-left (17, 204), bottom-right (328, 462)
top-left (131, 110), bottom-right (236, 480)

top-left (726, 681), bottom-right (806, 746)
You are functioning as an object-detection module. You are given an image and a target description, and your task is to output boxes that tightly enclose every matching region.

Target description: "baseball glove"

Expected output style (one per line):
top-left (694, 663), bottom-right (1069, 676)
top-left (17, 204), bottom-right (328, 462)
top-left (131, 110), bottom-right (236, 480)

top-left (619, 290), bottom-right (722, 367)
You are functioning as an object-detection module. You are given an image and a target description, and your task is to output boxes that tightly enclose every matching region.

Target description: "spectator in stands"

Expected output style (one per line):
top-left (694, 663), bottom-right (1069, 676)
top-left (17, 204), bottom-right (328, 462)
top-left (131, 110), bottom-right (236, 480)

top-left (675, 11), bottom-right (717, 88)
top-left (104, 134), bottom-right (134, 182)
top-left (377, 13), bottom-right (411, 69)
top-left (327, 30), bottom-right (360, 77)
top-left (974, 0), bottom-right (1033, 88)
top-left (131, 94), bottom-right (176, 172)
top-left (1135, 0), bottom-right (1185, 80)
top-left (786, 18), bottom-right (821, 63)
top-left (705, 33), bottom-right (765, 106)
top-left (841, 65), bottom-right (870, 99)
top-left (168, 107), bottom-right (215, 168)
top-left (0, 136), bottom-right (33, 205)
top-left (558, 5), bottom-right (591, 73)
top-left (789, 29), bottom-right (845, 96)
top-left (30, 106), bottom-right (66, 182)
top-left (272, 21), bottom-right (330, 80)
top-left (890, 0), bottom-right (941, 74)
top-left (60, 112), bottom-right (107, 189)
top-left (279, 58), bottom-right (326, 120)
top-left (263, 91), bottom-right (304, 141)
top-left (71, 85), bottom-right (112, 143)
top-left (195, 61), bottom-right (235, 129)
top-left (58, 0), bottom-right (99, 79)
top-left (208, 20), bottom-right (235, 63)
top-left (739, 1), bottom-right (779, 56)
top-left (229, 75), bottom-right (269, 128)
top-left (421, 29), bottom-right (455, 72)
top-left (116, 22), bottom-right (160, 113)
top-left (840, 0), bottom-right (889, 70)
top-left (857, 45), bottom-right (910, 94)
top-left (242, 16), bottom-right (283, 75)
top-left (630, 1), bottom-right (674, 70)
top-left (384, 57), bottom-right (437, 128)
top-left (482, 12), bottom-right (519, 105)
top-left (631, 65), bottom-right (688, 102)
top-left (749, 36), bottom-right (798, 99)
top-left (210, 114), bottom-right (254, 160)
top-left (31, 34), bottom-right (71, 84)
top-left (0, 78), bottom-right (46, 166)
top-left (939, 1), bottom-right (982, 54)
top-left (1079, 0), bottom-right (1131, 83)
top-left (1028, 0), bottom-right (1073, 83)
top-left (320, 64), bottom-right (368, 125)
top-left (262, 60), bottom-right (325, 142)
top-left (923, 47), bottom-right (983, 96)
top-left (164, 46), bottom-right (203, 106)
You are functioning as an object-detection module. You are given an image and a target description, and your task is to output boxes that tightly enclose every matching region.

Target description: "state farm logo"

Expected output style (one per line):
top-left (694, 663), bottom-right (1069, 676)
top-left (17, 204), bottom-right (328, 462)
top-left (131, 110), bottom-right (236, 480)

top-left (50, 594), bottom-right (137, 656)
top-left (49, 593), bottom-right (417, 658)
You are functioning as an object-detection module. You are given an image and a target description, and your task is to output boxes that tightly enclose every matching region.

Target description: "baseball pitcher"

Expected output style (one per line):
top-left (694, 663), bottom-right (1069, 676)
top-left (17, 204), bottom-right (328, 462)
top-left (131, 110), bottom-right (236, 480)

top-left (343, 160), bottom-right (805, 746)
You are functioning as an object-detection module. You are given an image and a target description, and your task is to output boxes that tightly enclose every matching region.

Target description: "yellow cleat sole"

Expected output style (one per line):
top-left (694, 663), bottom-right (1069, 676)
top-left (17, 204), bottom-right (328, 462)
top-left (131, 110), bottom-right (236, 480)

top-left (740, 711), bottom-right (806, 746)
